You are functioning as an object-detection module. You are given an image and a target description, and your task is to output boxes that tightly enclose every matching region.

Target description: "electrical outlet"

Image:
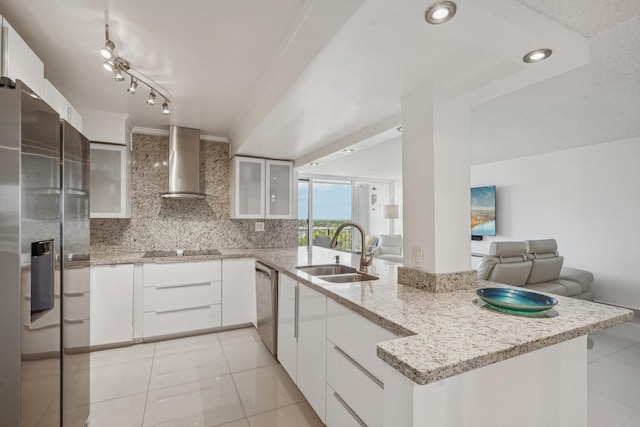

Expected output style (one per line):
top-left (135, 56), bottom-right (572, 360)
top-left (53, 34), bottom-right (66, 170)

top-left (411, 246), bottom-right (423, 268)
top-left (255, 222), bottom-right (265, 232)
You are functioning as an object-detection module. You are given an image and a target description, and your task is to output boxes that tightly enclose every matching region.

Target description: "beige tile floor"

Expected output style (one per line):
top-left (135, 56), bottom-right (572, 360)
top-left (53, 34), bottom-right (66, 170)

top-left (85, 327), bottom-right (323, 427)
top-left (587, 314), bottom-right (640, 426)
top-left (81, 316), bottom-right (640, 427)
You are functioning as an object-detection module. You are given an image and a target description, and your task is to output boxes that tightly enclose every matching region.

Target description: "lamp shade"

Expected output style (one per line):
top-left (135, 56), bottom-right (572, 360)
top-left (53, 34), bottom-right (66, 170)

top-left (383, 204), bottom-right (399, 219)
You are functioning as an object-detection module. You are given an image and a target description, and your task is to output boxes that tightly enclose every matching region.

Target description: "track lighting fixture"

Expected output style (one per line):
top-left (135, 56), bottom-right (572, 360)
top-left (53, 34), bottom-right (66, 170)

top-left (100, 25), bottom-right (116, 59)
top-left (98, 24), bottom-right (171, 115)
top-left (103, 60), bottom-right (114, 72)
top-left (147, 90), bottom-right (156, 105)
top-left (113, 65), bottom-right (125, 82)
top-left (127, 78), bottom-right (138, 94)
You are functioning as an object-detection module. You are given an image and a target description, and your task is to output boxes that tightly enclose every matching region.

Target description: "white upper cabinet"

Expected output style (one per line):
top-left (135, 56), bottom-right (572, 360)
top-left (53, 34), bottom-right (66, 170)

top-left (1, 18), bottom-right (45, 97)
top-left (85, 112), bottom-right (132, 218)
top-left (230, 156), bottom-right (294, 219)
top-left (90, 143), bottom-right (131, 218)
top-left (266, 160), bottom-right (294, 219)
top-left (1, 18), bottom-right (82, 131)
top-left (43, 79), bottom-right (83, 132)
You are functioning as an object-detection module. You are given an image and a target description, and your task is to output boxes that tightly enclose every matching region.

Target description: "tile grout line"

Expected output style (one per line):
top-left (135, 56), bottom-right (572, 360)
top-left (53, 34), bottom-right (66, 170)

top-left (219, 332), bottom-right (252, 425)
top-left (140, 342), bottom-right (157, 427)
top-left (589, 389), bottom-right (640, 413)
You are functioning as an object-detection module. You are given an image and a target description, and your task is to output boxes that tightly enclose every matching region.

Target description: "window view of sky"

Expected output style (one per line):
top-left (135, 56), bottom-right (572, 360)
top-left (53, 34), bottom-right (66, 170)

top-left (298, 181), bottom-right (351, 220)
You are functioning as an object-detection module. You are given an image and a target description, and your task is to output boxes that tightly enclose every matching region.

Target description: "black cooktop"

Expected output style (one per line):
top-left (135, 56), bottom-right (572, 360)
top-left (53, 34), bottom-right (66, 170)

top-left (142, 249), bottom-right (221, 258)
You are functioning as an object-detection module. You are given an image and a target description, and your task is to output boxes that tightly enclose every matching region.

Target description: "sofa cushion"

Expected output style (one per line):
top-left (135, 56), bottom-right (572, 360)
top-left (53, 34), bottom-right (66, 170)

top-left (488, 260), bottom-right (533, 286)
top-left (527, 256), bottom-right (564, 284)
top-left (377, 254), bottom-right (403, 263)
top-left (522, 281), bottom-right (569, 296)
top-left (525, 239), bottom-right (558, 258)
top-left (378, 234), bottom-right (403, 255)
top-left (559, 267), bottom-right (594, 292)
top-left (489, 241), bottom-right (527, 258)
top-left (524, 278), bottom-right (584, 297)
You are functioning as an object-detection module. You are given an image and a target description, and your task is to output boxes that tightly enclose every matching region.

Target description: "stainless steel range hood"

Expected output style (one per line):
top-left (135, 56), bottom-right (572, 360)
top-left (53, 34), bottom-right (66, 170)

top-left (161, 126), bottom-right (206, 199)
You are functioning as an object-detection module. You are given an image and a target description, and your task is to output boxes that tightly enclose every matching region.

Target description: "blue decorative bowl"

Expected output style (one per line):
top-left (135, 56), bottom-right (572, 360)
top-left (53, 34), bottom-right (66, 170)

top-left (476, 287), bottom-right (558, 312)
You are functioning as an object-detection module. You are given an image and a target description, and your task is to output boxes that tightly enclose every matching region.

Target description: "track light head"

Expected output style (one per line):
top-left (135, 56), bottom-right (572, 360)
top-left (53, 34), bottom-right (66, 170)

top-left (100, 40), bottom-right (115, 59)
top-left (128, 78), bottom-right (138, 94)
top-left (162, 100), bottom-right (170, 115)
top-left (147, 90), bottom-right (156, 105)
top-left (113, 65), bottom-right (125, 82)
top-left (103, 60), bottom-right (114, 72)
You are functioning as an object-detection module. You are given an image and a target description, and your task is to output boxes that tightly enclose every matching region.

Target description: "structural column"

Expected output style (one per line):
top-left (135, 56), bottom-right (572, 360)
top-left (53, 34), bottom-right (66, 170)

top-left (399, 86), bottom-right (475, 291)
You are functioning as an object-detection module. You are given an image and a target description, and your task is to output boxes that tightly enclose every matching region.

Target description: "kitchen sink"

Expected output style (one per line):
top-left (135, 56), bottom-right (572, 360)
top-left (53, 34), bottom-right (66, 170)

top-left (317, 272), bottom-right (379, 283)
top-left (296, 264), bottom-right (357, 276)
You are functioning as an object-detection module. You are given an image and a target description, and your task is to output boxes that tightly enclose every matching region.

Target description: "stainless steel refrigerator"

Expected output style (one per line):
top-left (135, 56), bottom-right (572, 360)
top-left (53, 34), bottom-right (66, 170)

top-left (0, 78), bottom-right (90, 426)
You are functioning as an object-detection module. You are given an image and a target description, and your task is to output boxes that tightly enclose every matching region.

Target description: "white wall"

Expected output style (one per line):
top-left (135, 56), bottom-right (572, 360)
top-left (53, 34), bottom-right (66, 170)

top-left (471, 137), bottom-right (640, 310)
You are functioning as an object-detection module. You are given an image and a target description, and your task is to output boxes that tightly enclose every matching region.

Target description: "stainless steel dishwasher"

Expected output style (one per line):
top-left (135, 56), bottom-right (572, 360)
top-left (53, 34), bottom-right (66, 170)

top-left (255, 261), bottom-right (278, 357)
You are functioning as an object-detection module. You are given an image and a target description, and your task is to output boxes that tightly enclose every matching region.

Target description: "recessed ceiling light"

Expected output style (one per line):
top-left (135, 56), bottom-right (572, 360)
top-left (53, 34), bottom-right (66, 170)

top-left (425, 1), bottom-right (457, 25)
top-left (310, 162), bottom-right (320, 166)
top-left (523, 48), bottom-right (552, 63)
top-left (342, 149), bottom-right (354, 153)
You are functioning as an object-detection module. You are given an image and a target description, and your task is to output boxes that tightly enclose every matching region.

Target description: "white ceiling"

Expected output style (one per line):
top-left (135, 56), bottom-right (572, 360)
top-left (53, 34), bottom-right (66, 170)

top-left (1, 0), bottom-right (638, 176)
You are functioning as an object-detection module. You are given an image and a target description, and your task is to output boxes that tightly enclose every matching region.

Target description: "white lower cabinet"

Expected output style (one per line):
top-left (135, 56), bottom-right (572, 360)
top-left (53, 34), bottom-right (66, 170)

top-left (297, 284), bottom-right (327, 423)
top-left (276, 276), bottom-right (327, 423)
top-left (222, 258), bottom-right (256, 327)
top-left (90, 264), bottom-right (134, 347)
top-left (277, 274), bottom-right (298, 380)
top-left (142, 260), bottom-right (222, 339)
top-left (326, 385), bottom-right (366, 427)
top-left (325, 299), bottom-right (398, 427)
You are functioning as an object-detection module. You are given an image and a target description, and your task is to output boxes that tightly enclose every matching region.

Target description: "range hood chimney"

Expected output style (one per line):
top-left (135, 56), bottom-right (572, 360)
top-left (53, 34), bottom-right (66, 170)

top-left (161, 126), bottom-right (206, 199)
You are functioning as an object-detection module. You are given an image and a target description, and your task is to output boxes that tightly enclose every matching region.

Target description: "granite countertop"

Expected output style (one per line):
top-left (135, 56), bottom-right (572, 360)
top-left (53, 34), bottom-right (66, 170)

top-left (91, 246), bottom-right (633, 385)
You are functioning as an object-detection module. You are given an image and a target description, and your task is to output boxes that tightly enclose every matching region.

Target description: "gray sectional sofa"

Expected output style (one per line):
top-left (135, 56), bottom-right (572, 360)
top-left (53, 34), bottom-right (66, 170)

top-left (477, 239), bottom-right (594, 300)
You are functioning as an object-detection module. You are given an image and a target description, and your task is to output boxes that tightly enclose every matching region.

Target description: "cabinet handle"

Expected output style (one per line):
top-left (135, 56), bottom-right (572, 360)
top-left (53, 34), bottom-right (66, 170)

top-left (294, 284), bottom-right (299, 339)
top-left (63, 291), bottom-right (85, 297)
top-left (334, 345), bottom-right (384, 389)
top-left (156, 304), bottom-right (210, 314)
top-left (156, 281), bottom-right (211, 290)
top-left (64, 318), bottom-right (87, 324)
top-left (333, 392), bottom-right (368, 427)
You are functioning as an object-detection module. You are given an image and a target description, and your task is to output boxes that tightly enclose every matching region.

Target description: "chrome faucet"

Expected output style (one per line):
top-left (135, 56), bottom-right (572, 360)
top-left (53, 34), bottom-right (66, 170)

top-left (329, 221), bottom-right (374, 272)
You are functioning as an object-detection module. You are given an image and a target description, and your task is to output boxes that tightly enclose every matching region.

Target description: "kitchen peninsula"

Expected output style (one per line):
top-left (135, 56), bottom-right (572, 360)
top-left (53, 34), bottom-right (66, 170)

top-left (92, 246), bottom-right (632, 427)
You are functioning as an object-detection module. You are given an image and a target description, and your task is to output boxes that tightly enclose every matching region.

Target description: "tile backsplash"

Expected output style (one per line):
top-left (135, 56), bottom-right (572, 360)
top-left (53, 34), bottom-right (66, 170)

top-left (90, 133), bottom-right (297, 254)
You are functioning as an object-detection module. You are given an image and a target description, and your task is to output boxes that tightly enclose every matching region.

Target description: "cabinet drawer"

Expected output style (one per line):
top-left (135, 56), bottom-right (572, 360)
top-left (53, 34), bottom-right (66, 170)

top-left (143, 260), bottom-right (221, 287)
top-left (327, 340), bottom-right (383, 427)
top-left (327, 299), bottom-right (397, 382)
top-left (143, 281), bottom-right (221, 312)
top-left (143, 304), bottom-right (221, 338)
top-left (326, 385), bottom-right (366, 427)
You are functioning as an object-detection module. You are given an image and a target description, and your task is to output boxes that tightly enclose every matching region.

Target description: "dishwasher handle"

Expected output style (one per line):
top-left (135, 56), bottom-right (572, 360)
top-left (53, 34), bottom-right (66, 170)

top-left (255, 262), bottom-right (273, 278)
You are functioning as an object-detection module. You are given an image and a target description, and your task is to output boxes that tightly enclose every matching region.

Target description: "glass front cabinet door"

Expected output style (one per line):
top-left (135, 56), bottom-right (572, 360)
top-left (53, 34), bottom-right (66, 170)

top-left (231, 157), bottom-right (265, 219)
top-left (266, 160), bottom-right (293, 219)
top-left (90, 143), bottom-right (131, 218)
